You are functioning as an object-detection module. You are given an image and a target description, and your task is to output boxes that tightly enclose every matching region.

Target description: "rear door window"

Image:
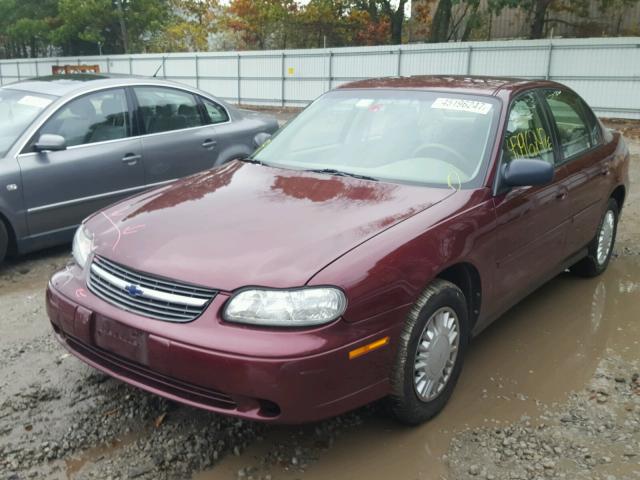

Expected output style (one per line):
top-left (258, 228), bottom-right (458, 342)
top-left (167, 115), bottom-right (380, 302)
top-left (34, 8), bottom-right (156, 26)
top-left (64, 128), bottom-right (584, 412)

top-left (134, 87), bottom-right (205, 133)
top-left (543, 89), bottom-right (592, 160)
top-left (503, 92), bottom-right (555, 166)
top-left (578, 97), bottom-right (602, 146)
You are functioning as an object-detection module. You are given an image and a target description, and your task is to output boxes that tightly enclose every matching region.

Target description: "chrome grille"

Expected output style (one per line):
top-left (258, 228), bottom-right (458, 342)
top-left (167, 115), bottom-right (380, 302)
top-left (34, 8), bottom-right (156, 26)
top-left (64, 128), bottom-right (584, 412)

top-left (87, 256), bottom-right (216, 322)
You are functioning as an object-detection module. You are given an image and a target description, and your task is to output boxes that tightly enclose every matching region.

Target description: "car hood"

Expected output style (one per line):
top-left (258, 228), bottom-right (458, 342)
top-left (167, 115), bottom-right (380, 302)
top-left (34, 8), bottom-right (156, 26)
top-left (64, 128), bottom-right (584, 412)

top-left (86, 161), bottom-right (455, 291)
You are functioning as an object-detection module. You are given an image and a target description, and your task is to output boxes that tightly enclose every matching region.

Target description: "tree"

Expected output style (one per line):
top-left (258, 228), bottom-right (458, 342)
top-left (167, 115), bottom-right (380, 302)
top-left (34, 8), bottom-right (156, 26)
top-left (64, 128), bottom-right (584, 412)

top-left (226, 0), bottom-right (298, 49)
top-left (0, 0), bottom-right (58, 57)
top-left (351, 0), bottom-right (407, 44)
top-left (378, 0), bottom-right (408, 44)
top-left (429, 0), bottom-right (452, 42)
top-left (158, 0), bottom-right (221, 51)
top-left (529, 0), bottom-right (553, 38)
top-left (51, 0), bottom-right (169, 55)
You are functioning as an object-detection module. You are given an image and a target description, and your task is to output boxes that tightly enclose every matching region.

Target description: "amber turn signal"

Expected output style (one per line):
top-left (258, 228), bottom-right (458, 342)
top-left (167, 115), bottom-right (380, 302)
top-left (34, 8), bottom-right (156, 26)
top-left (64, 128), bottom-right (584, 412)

top-left (348, 336), bottom-right (390, 360)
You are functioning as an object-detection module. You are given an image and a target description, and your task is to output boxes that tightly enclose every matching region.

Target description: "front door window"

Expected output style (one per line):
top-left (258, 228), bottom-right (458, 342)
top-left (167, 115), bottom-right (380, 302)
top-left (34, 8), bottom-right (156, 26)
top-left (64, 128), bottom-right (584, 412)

top-left (39, 89), bottom-right (129, 148)
top-left (503, 92), bottom-right (555, 165)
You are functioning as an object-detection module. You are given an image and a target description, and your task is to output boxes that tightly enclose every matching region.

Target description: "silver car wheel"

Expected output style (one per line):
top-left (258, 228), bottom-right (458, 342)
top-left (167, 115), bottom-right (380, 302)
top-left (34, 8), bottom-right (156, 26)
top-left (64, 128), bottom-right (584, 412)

top-left (413, 307), bottom-right (460, 402)
top-left (596, 210), bottom-right (615, 265)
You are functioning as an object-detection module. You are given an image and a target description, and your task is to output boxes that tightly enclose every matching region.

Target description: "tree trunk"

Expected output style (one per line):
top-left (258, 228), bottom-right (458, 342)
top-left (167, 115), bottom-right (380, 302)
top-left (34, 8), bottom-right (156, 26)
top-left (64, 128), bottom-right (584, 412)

top-left (461, 2), bottom-right (481, 41)
top-left (430, 0), bottom-right (452, 43)
top-left (115, 0), bottom-right (130, 54)
top-left (529, 0), bottom-right (551, 39)
top-left (390, 0), bottom-right (407, 44)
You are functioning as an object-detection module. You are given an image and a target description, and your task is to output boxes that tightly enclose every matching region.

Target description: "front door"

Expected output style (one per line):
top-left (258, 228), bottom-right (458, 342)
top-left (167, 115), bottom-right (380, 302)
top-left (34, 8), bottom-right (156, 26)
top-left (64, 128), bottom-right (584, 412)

top-left (132, 86), bottom-right (219, 185)
top-left (17, 87), bottom-right (144, 238)
top-left (489, 91), bottom-right (571, 315)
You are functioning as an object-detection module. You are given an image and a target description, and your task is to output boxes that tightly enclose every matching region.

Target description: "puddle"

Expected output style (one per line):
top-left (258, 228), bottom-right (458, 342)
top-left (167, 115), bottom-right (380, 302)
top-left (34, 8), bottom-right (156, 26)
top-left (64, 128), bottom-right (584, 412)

top-left (195, 255), bottom-right (640, 480)
top-left (65, 434), bottom-right (136, 478)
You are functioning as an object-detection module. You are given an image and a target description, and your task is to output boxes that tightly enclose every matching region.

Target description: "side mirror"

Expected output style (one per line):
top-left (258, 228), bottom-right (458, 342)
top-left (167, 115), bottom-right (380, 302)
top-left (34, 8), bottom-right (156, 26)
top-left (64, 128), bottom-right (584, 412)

top-left (502, 158), bottom-right (553, 187)
top-left (253, 132), bottom-right (272, 148)
top-left (34, 134), bottom-right (66, 152)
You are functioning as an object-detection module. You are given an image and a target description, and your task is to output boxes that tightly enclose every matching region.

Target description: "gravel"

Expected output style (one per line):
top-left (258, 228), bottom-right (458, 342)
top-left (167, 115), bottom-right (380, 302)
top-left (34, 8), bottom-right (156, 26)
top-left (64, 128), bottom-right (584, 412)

top-left (447, 353), bottom-right (640, 480)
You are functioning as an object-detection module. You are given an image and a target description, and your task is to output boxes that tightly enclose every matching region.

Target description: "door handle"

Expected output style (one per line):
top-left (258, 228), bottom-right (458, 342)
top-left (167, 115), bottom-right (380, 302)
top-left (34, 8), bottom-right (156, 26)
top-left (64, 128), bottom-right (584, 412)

top-left (202, 139), bottom-right (217, 149)
top-left (122, 153), bottom-right (141, 165)
top-left (600, 166), bottom-right (611, 176)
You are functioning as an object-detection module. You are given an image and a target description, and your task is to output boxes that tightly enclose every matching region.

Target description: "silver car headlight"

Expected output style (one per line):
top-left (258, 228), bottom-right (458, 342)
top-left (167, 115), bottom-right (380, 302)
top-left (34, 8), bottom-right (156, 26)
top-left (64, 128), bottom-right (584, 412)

top-left (72, 225), bottom-right (93, 269)
top-left (223, 287), bottom-right (347, 327)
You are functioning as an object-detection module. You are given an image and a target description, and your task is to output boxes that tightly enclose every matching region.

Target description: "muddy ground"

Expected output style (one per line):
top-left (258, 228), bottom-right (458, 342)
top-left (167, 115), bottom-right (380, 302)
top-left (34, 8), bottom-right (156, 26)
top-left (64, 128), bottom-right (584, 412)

top-left (0, 127), bottom-right (639, 480)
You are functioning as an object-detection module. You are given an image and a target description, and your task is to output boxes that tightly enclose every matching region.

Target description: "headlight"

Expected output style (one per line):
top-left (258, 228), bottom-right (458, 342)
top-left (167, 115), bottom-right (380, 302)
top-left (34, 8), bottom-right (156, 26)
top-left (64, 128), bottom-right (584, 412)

top-left (223, 287), bottom-right (347, 327)
top-left (72, 225), bottom-right (93, 268)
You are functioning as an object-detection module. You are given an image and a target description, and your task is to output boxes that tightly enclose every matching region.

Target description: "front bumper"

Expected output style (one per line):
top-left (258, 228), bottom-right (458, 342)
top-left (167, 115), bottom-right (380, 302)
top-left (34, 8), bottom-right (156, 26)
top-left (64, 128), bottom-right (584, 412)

top-left (46, 267), bottom-right (400, 424)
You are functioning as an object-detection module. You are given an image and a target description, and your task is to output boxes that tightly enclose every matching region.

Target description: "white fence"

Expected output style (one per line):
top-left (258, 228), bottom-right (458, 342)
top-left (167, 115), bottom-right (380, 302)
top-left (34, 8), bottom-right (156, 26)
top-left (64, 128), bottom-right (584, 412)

top-left (1, 37), bottom-right (639, 119)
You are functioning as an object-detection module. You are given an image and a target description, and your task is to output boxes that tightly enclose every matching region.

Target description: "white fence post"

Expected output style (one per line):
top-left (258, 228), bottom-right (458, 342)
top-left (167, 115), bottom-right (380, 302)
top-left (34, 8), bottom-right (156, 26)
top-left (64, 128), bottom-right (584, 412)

top-left (328, 51), bottom-right (333, 91)
top-left (281, 51), bottom-right (286, 107)
top-left (236, 53), bottom-right (241, 105)
top-left (195, 54), bottom-right (200, 88)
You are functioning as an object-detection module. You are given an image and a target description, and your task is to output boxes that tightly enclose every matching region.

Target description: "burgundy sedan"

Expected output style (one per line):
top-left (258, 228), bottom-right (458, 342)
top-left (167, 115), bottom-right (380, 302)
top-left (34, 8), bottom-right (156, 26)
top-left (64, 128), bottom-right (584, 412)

top-left (46, 76), bottom-right (629, 425)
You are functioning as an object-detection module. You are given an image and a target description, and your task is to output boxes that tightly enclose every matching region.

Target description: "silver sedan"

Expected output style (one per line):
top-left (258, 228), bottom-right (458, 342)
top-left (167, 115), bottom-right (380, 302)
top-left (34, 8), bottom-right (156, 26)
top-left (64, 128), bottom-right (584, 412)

top-left (0, 74), bottom-right (279, 263)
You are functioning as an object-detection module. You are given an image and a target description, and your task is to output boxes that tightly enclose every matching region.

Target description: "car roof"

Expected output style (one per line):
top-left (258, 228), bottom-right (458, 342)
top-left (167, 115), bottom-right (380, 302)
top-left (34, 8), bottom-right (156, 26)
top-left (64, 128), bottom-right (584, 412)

top-left (337, 75), bottom-right (564, 97)
top-left (1, 73), bottom-right (195, 98)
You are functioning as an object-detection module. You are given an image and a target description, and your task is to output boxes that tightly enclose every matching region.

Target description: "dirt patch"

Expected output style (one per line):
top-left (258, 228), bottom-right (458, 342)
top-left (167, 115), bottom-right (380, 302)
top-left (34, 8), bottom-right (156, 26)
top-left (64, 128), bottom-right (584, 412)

top-left (603, 118), bottom-right (640, 141)
top-left (0, 139), bottom-right (639, 480)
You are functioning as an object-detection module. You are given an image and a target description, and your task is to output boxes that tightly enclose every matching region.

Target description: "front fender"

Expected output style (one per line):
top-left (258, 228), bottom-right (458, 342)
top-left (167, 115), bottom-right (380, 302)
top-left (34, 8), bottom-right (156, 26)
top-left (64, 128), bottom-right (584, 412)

top-left (0, 157), bottom-right (28, 249)
top-left (307, 190), bottom-right (495, 326)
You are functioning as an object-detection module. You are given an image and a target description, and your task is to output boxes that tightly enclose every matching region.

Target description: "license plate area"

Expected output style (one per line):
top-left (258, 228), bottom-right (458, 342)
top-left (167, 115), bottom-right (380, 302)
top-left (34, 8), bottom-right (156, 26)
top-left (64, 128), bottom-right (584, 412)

top-left (94, 315), bottom-right (148, 365)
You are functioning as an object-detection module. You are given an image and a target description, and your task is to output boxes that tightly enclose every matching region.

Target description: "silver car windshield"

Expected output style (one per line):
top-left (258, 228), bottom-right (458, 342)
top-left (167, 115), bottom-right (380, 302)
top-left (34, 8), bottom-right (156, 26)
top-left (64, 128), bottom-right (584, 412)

top-left (0, 89), bottom-right (56, 157)
top-left (253, 90), bottom-right (500, 188)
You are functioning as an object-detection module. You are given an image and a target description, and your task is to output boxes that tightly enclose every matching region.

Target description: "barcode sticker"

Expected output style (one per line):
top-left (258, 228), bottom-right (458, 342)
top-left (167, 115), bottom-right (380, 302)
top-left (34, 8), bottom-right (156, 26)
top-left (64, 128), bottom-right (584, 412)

top-left (431, 97), bottom-right (492, 115)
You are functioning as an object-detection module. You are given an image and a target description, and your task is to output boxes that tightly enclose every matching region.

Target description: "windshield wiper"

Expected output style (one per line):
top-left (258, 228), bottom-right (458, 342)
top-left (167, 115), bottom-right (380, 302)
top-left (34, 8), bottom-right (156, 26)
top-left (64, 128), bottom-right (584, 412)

top-left (239, 157), bottom-right (266, 165)
top-left (307, 168), bottom-right (379, 182)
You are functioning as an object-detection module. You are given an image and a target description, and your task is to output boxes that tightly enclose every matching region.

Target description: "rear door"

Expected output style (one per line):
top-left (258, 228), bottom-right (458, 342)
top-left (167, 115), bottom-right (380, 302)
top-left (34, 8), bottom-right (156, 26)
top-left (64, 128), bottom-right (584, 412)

top-left (133, 86), bottom-right (219, 185)
top-left (17, 87), bottom-right (144, 238)
top-left (541, 89), bottom-right (610, 257)
top-left (490, 90), bottom-right (571, 311)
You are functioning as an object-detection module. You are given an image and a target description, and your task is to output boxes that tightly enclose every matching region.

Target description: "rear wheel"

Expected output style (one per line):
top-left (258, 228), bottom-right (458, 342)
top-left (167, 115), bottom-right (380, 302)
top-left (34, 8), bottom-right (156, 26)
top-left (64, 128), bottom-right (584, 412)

top-left (570, 198), bottom-right (619, 278)
top-left (388, 279), bottom-right (469, 425)
top-left (0, 221), bottom-right (8, 265)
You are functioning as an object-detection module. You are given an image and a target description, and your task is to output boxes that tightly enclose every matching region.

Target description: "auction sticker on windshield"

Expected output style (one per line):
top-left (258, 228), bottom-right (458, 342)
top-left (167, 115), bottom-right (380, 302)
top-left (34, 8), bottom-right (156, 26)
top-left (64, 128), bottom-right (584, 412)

top-left (18, 95), bottom-right (53, 109)
top-left (431, 97), bottom-right (492, 115)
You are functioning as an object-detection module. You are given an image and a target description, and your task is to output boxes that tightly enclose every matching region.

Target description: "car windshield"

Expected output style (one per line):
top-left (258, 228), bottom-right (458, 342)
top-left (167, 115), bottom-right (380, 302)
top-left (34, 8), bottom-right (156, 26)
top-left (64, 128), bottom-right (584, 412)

top-left (0, 88), bottom-right (56, 157)
top-left (253, 90), bottom-right (500, 188)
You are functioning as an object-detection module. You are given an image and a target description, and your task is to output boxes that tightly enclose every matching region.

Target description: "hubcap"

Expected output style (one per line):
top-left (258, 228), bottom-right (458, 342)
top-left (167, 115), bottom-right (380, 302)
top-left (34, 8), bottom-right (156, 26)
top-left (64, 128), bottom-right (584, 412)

top-left (596, 210), bottom-right (615, 265)
top-left (413, 307), bottom-right (460, 402)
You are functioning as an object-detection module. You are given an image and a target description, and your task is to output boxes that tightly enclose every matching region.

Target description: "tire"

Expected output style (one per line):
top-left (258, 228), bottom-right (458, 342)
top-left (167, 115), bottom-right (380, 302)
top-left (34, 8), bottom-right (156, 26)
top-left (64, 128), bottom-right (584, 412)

top-left (0, 221), bottom-right (7, 265)
top-left (388, 279), bottom-right (469, 425)
top-left (570, 198), bottom-right (619, 278)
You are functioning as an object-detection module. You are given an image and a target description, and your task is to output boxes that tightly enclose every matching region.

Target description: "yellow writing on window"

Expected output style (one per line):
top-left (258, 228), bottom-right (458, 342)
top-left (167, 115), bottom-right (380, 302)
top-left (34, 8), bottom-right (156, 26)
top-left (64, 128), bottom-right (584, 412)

top-left (507, 128), bottom-right (552, 159)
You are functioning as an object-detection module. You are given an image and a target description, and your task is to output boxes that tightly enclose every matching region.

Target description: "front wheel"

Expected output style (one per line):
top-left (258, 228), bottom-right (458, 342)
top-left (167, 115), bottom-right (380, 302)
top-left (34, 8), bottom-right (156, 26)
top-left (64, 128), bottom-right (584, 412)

top-left (388, 279), bottom-right (469, 425)
top-left (570, 198), bottom-right (619, 278)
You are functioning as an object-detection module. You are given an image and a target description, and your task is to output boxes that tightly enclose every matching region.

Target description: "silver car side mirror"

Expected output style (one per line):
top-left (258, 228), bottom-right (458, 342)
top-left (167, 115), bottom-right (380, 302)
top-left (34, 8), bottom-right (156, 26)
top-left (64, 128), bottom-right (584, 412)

top-left (34, 134), bottom-right (67, 152)
top-left (253, 132), bottom-right (272, 148)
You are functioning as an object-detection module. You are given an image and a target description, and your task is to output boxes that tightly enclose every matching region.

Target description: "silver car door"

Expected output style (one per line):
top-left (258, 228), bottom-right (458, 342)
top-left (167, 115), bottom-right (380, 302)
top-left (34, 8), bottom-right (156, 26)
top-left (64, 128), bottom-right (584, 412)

top-left (17, 88), bottom-right (144, 237)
